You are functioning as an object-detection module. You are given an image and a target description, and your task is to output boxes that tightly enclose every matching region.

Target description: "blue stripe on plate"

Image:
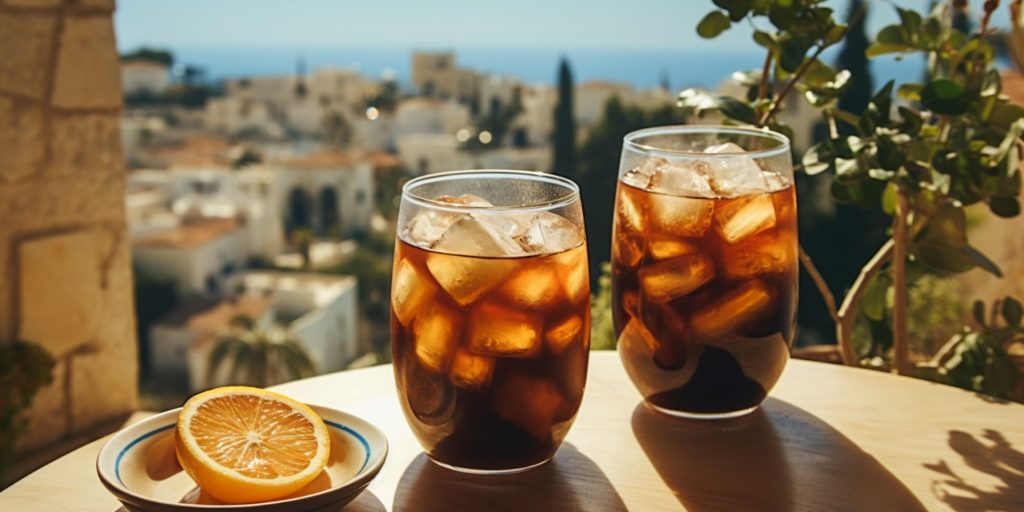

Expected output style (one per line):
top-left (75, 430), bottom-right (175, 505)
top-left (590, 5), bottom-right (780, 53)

top-left (114, 420), bottom-right (372, 486)
top-left (115, 424), bottom-right (175, 485)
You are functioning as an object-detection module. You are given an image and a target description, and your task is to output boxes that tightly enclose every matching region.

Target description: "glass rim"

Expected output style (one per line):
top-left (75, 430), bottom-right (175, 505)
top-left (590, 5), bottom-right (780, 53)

top-left (401, 169), bottom-right (581, 214)
top-left (623, 125), bottom-right (791, 160)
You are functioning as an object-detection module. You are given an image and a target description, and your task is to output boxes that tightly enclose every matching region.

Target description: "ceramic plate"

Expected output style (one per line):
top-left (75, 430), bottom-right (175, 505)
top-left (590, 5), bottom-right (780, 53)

top-left (96, 404), bottom-right (387, 512)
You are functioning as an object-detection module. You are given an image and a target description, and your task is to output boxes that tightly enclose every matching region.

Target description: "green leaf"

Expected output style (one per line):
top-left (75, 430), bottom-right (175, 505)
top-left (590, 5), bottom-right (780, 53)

top-left (882, 182), bottom-right (898, 215)
top-left (780, 38), bottom-right (812, 73)
top-left (1002, 297), bottom-right (1023, 326)
top-left (802, 143), bottom-right (830, 175)
top-left (866, 42), bottom-right (916, 57)
top-left (862, 272), bottom-right (892, 321)
top-left (973, 300), bottom-right (987, 327)
top-left (752, 30), bottom-right (777, 50)
top-left (717, 96), bottom-right (757, 124)
top-left (989, 102), bottom-right (1024, 130)
top-left (989, 196), bottom-right (1021, 218)
top-left (698, 11), bottom-right (732, 38)
top-left (823, 23), bottom-right (846, 46)
top-left (876, 25), bottom-right (906, 45)
top-left (714, 0), bottom-right (753, 21)
top-left (963, 246), bottom-right (1003, 277)
top-left (921, 79), bottom-right (968, 116)
top-left (896, 7), bottom-right (923, 42)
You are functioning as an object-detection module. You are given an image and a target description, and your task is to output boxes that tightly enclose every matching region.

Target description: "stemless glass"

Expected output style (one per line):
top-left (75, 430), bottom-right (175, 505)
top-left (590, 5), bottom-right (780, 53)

top-left (390, 170), bottom-right (590, 473)
top-left (612, 126), bottom-right (798, 419)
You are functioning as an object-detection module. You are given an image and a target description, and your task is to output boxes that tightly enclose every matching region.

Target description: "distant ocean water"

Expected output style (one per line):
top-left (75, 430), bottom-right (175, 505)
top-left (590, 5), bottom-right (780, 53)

top-left (170, 46), bottom-right (925, 92)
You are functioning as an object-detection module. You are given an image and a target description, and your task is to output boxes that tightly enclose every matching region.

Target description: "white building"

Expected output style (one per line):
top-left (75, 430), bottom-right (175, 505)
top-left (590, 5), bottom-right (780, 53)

top-left (273, 151), bottom-right (375, 237)
top-left (575, 80), bottom-right (675, 128)
top-left (127, 167), bottom-right (285, 260)
top-left (394, 97), bottom-right (471, 136)
top-left (149, 271), bottom-right (359, 391)
top-left (121, 59), bottom-right (170, 96)
top-left (411, 51), bottom-right (482, 103)
top-left (132, 217), bottom-right (248, 296)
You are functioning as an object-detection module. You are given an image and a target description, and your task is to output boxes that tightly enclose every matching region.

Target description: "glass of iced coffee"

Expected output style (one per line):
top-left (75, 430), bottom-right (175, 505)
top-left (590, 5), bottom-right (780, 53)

top-left (612, 126), bottom-right (797, 419)
top-left (391, 170), bottom-right (589, 473)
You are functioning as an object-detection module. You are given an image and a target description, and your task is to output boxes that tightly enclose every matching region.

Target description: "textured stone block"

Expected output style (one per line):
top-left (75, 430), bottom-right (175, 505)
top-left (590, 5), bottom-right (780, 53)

top-left (70, 346), bottom-right (136, 428)
top-left (6, 0), bottom-right (64, 8)
top-left (0, 96), bottom-right (45, 182)
top-left (18, 229), bottom-right (103, 357)
top-left (14, 359), bottom-right (67, 452)
top-left (52, 16), bottom-right (121, 109)
top-left (50, 112), bottom-right (121, 176)
top-left (76, 0), bottom-right (116, 10)
top-left (0, 171), bottom-right (125, 235)
top-left (0, 10), bottom-right (57, 99)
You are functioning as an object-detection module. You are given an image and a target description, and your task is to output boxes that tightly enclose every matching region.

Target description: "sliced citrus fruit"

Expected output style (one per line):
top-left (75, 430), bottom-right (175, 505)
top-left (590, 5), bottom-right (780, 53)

top-left (174, 386), bottom-right (330, 504)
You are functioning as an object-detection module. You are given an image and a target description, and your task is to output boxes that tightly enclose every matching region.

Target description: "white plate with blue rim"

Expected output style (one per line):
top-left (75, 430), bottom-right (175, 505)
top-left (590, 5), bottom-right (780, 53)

top-left (96, 404), bottom-right (387, 512)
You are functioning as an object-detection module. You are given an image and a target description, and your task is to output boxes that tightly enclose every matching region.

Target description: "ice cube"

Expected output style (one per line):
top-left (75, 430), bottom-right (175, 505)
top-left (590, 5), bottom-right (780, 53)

top-left (514, 212), bottom-right (583, 254)
top-left (690, 280), bottom-right (776, 337)
top-left (434, 194), bottom-right (493, 207)
top-left (544, 315), bottom-right (585, 355)
top-left (761, 171), bottom-right (789, 192)
top-left (490, 372), bottom-right (568, 439)
top-left (648, 160), bottom-right (715, 198)
top-left (622, 157), bottom-right (665, 189)
top-left (616, 186), bottom-right (647, 234)
top-left (402, 355), bottom-right (456, 423)
top-left (554, 246), bottom-right (589, 305)
top-left (702, 142), bottom-right (769, 196)
top-left (638, 254), bottom-right (715, 303)
top-left (403, 194), bottom-right (494, 246)
top-left (499, 265), bottom-right (563, 309)
top-left (648, 194), bottom-right (715, 237)
top-left (617, 318), bottom-right (701, 396)
top-left (647, 236), bottom-right (698, 261)
top-left (413, 302), bottom-right (463, 373)
top-left (639, 300), bottom-right (691, 370)
top-left (466, 300), bottom-right (542, 357)
top-left (614, 233), bottom-right (644, 268)
top-left (433, 215), bottom-right (526, 258)
top-left (714, 194), bottom-right (777, 244)
top-left (404, 210), bottom-right (458, 247)
top-left (448, 348), bottom-right (495, 390)
top-left (391, 259), bottom-right (439, 327)
top-left (722, 231), bottom-right (796, 279)
top-left (427, 217), bottom-right (523, 305)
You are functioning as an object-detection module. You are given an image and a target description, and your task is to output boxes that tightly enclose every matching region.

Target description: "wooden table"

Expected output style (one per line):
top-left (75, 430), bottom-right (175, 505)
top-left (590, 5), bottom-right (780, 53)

top-left (3, 352), bottom-right (1023, 511)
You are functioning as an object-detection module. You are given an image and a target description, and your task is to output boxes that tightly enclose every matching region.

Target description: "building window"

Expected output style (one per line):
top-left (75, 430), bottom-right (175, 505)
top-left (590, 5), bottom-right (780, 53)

top-left (355, 190), bottom-right (366, 205)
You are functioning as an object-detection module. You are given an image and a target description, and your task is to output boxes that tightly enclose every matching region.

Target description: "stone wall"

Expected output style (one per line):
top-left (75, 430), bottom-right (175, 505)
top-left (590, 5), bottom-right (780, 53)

top-left (0, 0), bottom-right (137, 457)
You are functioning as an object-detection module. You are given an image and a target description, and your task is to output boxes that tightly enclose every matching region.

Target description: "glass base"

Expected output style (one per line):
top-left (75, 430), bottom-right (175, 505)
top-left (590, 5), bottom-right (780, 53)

top-left (428, 456), bottom-right (552, 475)
top-left (647, 401), bottom-right (759, 420)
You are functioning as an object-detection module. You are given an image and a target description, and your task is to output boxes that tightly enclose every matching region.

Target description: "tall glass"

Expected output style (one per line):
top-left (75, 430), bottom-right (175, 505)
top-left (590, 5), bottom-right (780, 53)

top-left (612, 126), bottom-right (797, 419)
top-left (391, 170), bottom-right (590, 473)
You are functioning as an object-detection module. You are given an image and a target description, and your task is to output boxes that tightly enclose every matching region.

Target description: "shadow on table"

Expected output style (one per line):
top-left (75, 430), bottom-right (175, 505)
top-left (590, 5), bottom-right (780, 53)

top-left (632, 397), bottom-right (926, 512)
top-left (114, 489), bottom-right (385, 512)
top-left (392, 443), bottom-right (627, 511)
top-left (925, 429), bottom-right (1024, 512)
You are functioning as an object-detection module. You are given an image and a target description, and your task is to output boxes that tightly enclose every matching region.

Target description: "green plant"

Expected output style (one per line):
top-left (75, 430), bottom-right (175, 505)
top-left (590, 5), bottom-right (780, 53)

top-left (207, 315), bottom-right (315, 388)
top-left (0, 341), bottom-right (55, 473)
top-left (589, 262), bottom-right (617, 350)
top-left (683, 0), bottom-right (1023, 379)
top-left (935, 297), bottom-right (1023, 398)
top-left (553, 58), bottom-right (577, 178)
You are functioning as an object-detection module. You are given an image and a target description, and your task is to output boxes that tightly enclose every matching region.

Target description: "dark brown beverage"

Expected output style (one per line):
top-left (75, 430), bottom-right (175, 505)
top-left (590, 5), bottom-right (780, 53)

top-left (612, 153), bottom-right (798, 417)
top-left (391, 189), bottom-right (589, 471)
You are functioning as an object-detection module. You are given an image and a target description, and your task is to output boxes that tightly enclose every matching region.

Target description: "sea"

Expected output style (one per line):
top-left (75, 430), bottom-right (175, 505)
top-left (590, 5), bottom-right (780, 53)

top-left (169, 46), bottom-right (926, 91)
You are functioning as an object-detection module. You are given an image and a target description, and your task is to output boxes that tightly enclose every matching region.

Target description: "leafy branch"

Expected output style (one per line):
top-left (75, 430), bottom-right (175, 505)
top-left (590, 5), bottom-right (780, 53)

top-left (684, 0), bottom-right (1024, 383)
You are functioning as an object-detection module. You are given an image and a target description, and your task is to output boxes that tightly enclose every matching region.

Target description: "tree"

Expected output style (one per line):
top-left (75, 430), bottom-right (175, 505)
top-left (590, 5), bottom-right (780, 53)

top-left (207, 315), bottom-right (315, 388)
top-left (836, 0), bottom-right (873, 117)
top-left (686, 0), bottom-right (1024, 390)
top-left (577, 96), bottom-right (683, 286)
top-left (322, 111), bottom-right (353, 148)
top-left (121, 47), bottom-right (174, 66)
top-left (290, 228), bottom-right (313, 270)
top-left (553, 58), bottom-right (576, 179)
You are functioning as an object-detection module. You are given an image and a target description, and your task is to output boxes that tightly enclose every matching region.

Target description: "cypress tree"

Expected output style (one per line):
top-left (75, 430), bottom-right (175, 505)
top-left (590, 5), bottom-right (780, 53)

top-left (836, 0), bottom-right (873, 116)
top-left (553, 58), bottom-right (576, 179)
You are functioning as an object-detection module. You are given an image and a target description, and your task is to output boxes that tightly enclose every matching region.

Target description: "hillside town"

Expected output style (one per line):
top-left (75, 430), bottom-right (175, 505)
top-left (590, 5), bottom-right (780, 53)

top-left (122, 50), bottom-right (691, 402)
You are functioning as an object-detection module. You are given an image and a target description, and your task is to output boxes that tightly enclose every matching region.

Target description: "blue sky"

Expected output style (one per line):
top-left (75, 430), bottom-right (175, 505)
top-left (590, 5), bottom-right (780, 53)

top-left (115, 0), bottom-right (949, 52)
